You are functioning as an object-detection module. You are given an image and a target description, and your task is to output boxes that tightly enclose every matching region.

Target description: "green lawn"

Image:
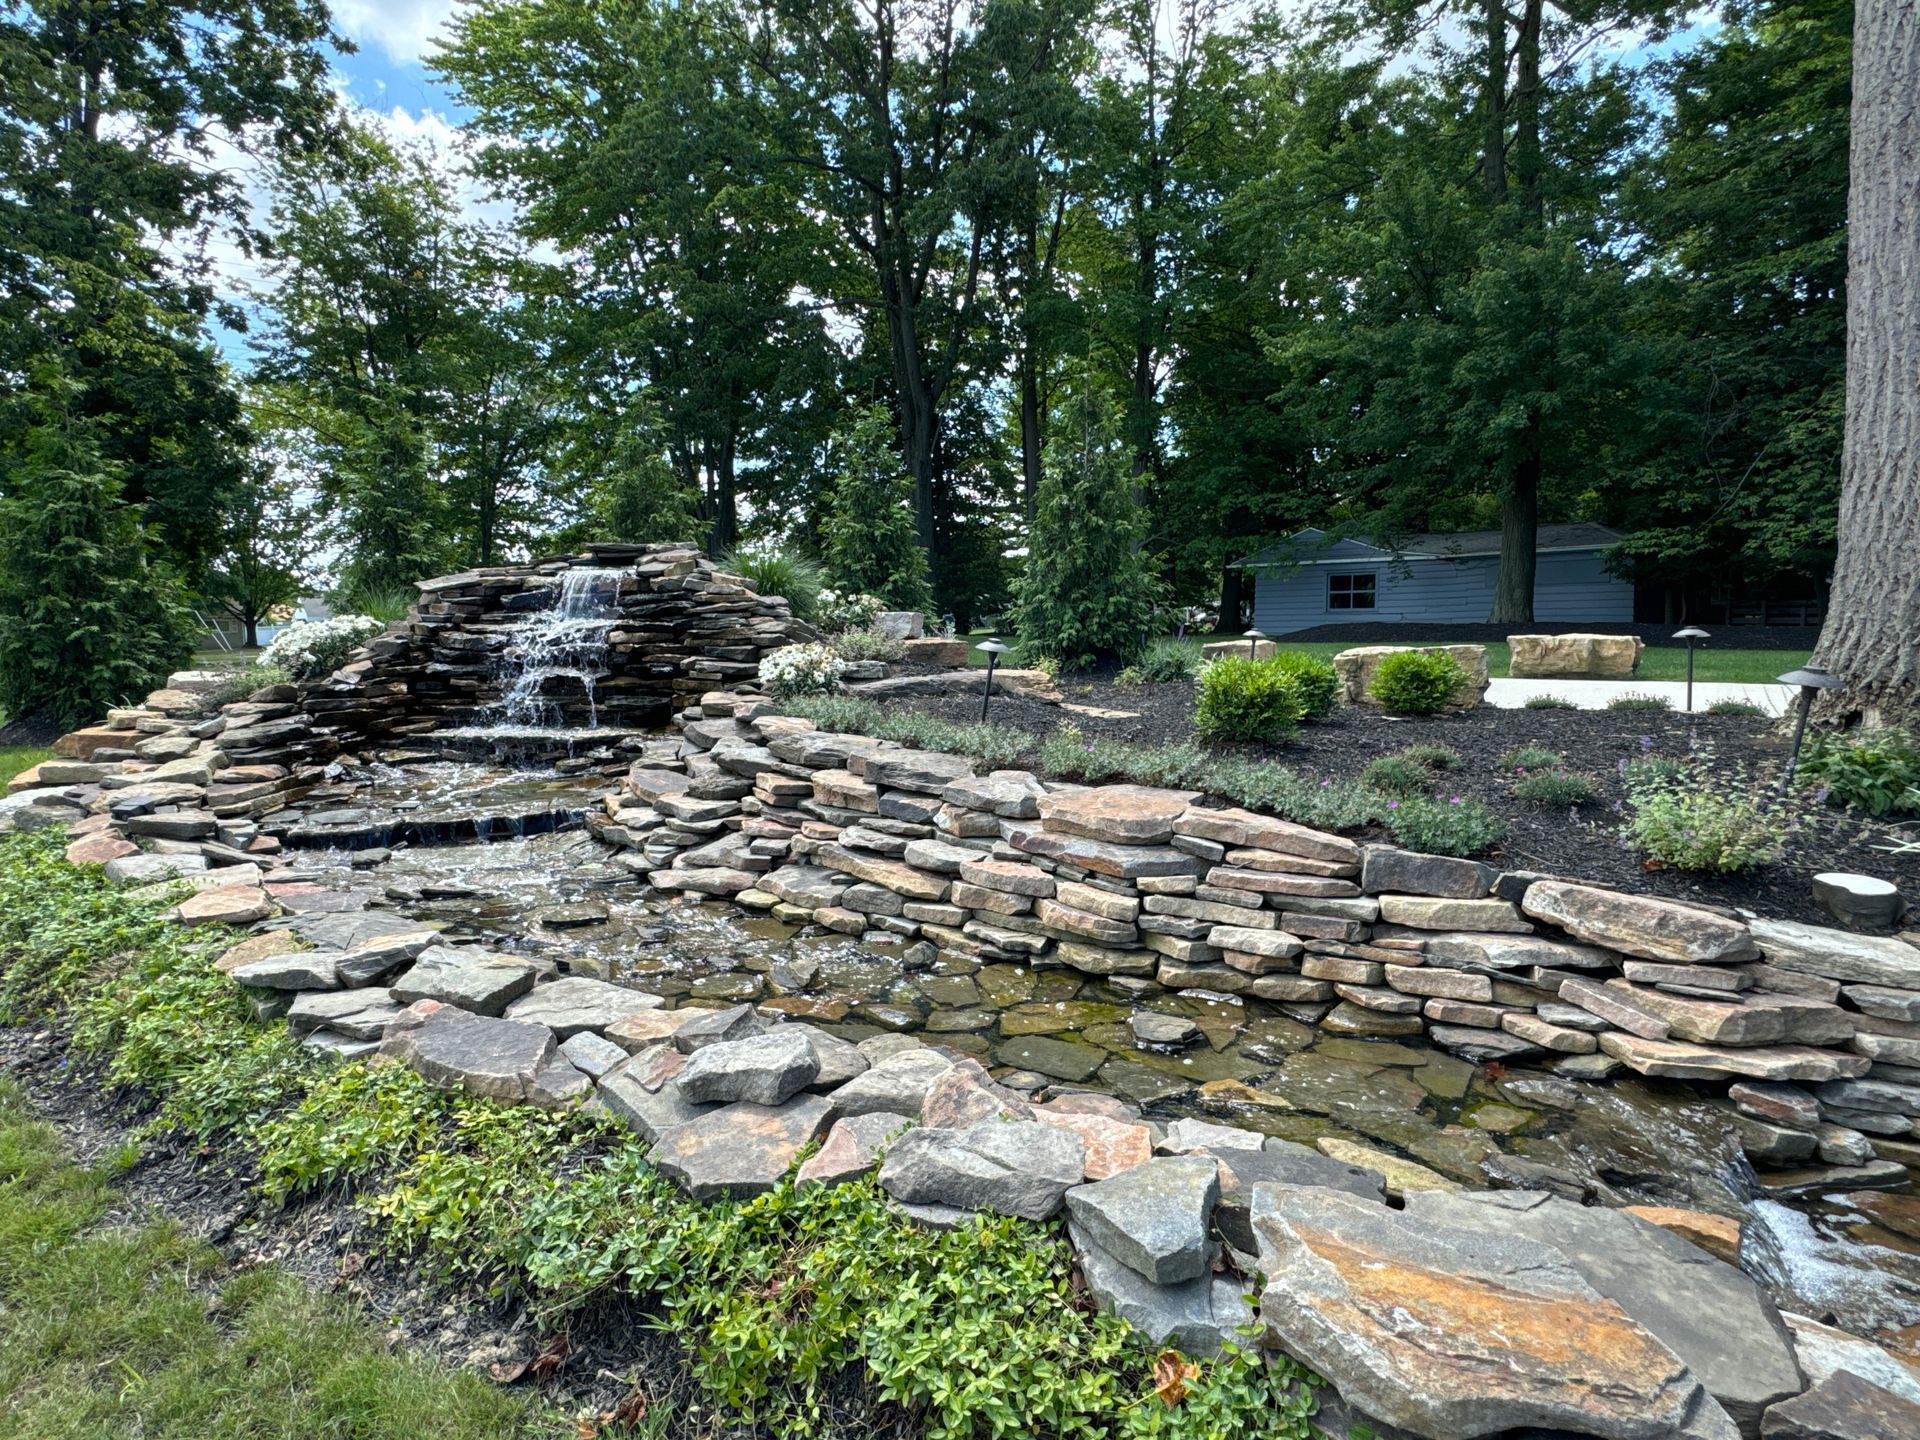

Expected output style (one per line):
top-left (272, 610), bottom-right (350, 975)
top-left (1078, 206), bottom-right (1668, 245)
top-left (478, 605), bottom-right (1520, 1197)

top-left (0, 1082), bottom-right (545, 1440)
top-left (1, 748), bottom-right (50, 788)
top-left (966, 631), bottom-right (1804, 685)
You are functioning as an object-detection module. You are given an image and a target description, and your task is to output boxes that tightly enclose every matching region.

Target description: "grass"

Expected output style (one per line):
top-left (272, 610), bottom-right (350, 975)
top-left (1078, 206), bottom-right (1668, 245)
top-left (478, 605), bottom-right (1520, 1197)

top-left (966, 632), bottom-right (1805, 685)
top-left (0, 1081), bottom-right (538, 1440)
top-left (1, 747), bottom-right (51, 787)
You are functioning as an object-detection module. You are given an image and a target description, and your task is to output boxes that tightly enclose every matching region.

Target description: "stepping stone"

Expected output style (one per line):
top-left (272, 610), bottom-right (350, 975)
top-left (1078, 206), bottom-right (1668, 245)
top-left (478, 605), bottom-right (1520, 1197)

top-left (1037, 785), bottom-right (1198, 846)
top-left (676, 1029), bottom-right (820, 1106)
top-left (992, 1034), bottom-right (1104, 1083)
top-left (878, 1120), bottom-right (1086, 1220)
top-left (1068, 1219), bottom-right (1253, 1359)
top-left (1064, 1156), bottom-right (1219, 1284)
top-left (392, 949), bottom-right (538, 1017)
top-left (379, 1005), bottom-right (556, 1103)
top-left (1410, 1189), bottom-right (1801, 1435)
top-left (828, 1048), bottom-right (954, 1119)
top-left (504, 976), bottom-right (664, 1037)
top-left (650, 1095), bottom-right (835, 1200)
top-left (1252, 1185), bottom-right (1739, 1440)
top-left (796, 1112), bottom-right (914, 1192)
top-left (287, 987), bottom-right (406, 1040)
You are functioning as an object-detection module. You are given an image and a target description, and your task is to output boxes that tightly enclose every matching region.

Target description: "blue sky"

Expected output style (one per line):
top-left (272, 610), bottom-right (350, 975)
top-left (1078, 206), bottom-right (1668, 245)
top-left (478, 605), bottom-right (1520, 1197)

top-left (328, 1), bottom-right (470, 120)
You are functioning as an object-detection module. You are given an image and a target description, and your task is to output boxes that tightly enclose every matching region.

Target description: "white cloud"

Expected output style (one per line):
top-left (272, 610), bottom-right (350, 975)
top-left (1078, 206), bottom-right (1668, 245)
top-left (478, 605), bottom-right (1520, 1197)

top-left (329, 0), bottom-right (463, 66)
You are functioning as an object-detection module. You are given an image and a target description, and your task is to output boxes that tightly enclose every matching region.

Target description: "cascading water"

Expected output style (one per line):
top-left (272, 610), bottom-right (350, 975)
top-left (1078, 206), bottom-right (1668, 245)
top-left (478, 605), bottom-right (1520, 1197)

top-left (479, 566), bottom-right (624, 733)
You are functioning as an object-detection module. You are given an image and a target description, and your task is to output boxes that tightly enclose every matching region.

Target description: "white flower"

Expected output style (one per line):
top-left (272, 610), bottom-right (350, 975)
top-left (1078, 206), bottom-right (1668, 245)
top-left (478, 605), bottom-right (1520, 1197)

top-left (759, 642), bottom-right (847, 698)
top-left (258, 614), bottom-right (387, 679)
top-left (815, 588), bottom-right (886, 634)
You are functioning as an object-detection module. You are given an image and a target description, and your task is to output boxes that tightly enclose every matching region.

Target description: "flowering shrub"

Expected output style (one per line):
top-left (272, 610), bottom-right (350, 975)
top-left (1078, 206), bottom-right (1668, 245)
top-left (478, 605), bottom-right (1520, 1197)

top-left (1622, 753), bottom-right (1797, 871)
top-left (815, 589), bottom-right (886, 634)
top-left (830, 626), bottom-right (906, 664)
top-left (758, 642), bottom-right (847, 698)
top-left (257, 614), bottom-right (386, 680)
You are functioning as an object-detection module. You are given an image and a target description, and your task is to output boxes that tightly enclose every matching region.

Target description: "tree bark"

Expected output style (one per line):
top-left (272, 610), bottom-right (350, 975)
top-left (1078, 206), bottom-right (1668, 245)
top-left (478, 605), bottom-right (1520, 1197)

top-left (1813, 0), bottom-right (1920, 725)
top-left (1513, 0), bottom-right (1544, 227)
top-left (1486, 454), bottom-right (1539, 624)
top-left (1218, 563), bottom-right (1245, 632)
top-left (1481, 0), bottom-right (1506, 201)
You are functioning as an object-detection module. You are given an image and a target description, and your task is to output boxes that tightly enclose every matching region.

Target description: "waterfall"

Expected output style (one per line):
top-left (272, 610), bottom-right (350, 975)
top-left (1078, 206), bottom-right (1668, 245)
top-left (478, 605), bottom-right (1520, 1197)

top-left (476, 566), bottom-right (624, 735)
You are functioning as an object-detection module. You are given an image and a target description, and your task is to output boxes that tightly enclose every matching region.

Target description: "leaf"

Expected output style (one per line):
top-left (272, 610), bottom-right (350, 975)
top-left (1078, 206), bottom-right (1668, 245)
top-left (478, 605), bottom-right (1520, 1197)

top-left (598, 1391), bottom-right (649, 1431)
top-left (489, 1333), bottom-right (570, 1385)
top-left (1153, 1350), bottom-right (1199, 1407)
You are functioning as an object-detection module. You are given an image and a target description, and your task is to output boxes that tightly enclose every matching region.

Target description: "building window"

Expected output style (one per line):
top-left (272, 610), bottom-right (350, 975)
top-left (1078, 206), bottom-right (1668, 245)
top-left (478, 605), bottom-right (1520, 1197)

top-left (1328, 572), bottom-right (1376, 610)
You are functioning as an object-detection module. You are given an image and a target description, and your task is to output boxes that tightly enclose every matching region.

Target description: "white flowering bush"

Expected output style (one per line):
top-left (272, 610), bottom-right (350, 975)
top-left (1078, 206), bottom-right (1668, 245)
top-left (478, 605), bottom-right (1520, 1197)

top-left (759, 642), bottom-right (847, 698)
top-left (257, 614), bottom-right (386, 680)
top-left (815, 588), bottom-right (886, 634)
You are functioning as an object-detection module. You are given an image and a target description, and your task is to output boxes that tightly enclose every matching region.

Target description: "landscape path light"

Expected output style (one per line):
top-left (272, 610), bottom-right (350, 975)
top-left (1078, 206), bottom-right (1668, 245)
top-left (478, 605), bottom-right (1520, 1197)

top-left (976, 638), bottom-right (1011, 721)
top-left (1777, 662), bottom-right (1843, 790)
top-left (1674, 626), bottom-right (1710, 712)
top-left (1244, 627), bottom-right (1269, 661)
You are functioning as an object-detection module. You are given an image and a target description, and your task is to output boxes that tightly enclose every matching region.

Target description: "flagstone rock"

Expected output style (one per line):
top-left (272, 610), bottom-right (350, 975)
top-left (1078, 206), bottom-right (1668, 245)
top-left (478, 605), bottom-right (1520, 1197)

top-left (1425, 931), bottom-right (1618, 971)
top-left (1600, 1033), bottom-right (1871, 1083)
top-left (676, 1028), bottom-right (820, 1105)
top-left (392, 949), bottom-right (539, 1016)
top-left (1064, 1156), bottom-right (1219, 1284)
top-left (1252, 1184), bottom-right (1740, 1440)
top-left (287, 988), bottom-right (406, 1040)
top-left (1525, 881), bottom-right (1758, 964)
top-left (670, 1003), bottom-right (765, 1052)
top-left (1313, 1137), bottom-right (1460, 1199)
top-left (504, 976), bottom-right (665, 1037)
top-left (1378, 895), bottom-right (1529, 932)
top-left (920, 1058), bottom-right (1035, 1127)
top-left (597, 1048), bottom-right (720, 1141)
top-left (993, 1034), bottom-right (1104, 1082)
top-left (528, 1057), bottom-right (594, 1109)
top-left (1033, 1110), bottom-right (1152, 1180)
top-left (828, 1047), bottom-right (955, 1119)
top-left (942, 769), bottom-right (1047, 819)
top-left (380, 1006), bottom-right (557, 1103)
top-left (1067, 1221), bottom-right (1254, 1359)
top-left (796, 1112), bottom-right (915, 1192)
top-left (1008, 827), bottom-right (1204, 880)
top-left (1173, 807), bottom-right (1359, 866)
top-left (650, 1095), bottom-right (836, 1200)
top-left (1038, 785), bottom-right (1198, 845)
top-left (1781, 1312), bottom-right (1920, 1407)
top-left (1159, 1117), bottom-right (1264, 1154)
top-left (1620, 1206), bottom-right (1743, 1265)
top-left (334, 929), bottom-right (441, 986)
top-left (1758, 1368), bottom-right (1920, 1440)
top-left (878, 1119), bottom-right (1085, 1220)
top-left (1205, 1141), bottom-right (1388, 1251)
top-left (1750, 919), bottom-right (1920, 989)
top-left (231, 951), bottom-right (341, 991)
top-left (559, 1031), bottom-right (631, 1080)
top-left (1411, 1189), bottom-right (1801, 1436)
top-left (1601, 982), bottom-right (1853, 1048)
top-left (1361, 847), bottom-right (1494, 898)
top-left (103, 852), bottom-right (209, 885)
top-left (858, 750), bottom-right (976, 795)
top-left (66, 833), bottom-right (137, 865)
top-left (214, 929), bottom-right (305, 975)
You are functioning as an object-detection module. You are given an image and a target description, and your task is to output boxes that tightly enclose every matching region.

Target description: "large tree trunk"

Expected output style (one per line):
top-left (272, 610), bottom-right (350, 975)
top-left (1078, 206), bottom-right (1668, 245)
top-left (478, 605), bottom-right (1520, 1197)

top-left (1019, 354), bottom-right (1042, 521)
top-left (1813, 0), bottom-right (1920, 725)
top-left (1487, 455), bottom-right (1539, 623)
top-left (1218, 563), bottom-right (1245, 633)
top-left (1480, 0), bottom-right (1506, 200)
top-left (1512, 0), bottom-right (1544, 227)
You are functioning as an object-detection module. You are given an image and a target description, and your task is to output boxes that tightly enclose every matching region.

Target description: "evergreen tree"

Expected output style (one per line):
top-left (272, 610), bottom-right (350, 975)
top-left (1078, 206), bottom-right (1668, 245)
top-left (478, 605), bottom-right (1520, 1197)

top-left (0, 382), bottom-right (194, 727)
top-left (1007, 382), bottom-right (1162, 668)
top-left (822, 406), bottom-right (936, 612)
top-left (590, 425), bottom-right (704, 544)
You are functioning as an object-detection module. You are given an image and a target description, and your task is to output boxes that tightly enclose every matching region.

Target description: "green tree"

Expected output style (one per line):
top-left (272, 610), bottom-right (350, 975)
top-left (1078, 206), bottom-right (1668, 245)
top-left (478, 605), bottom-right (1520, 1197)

top-left (0, 381), bottom-right (195, 727)
top-left (206, 453), bottom-right (315, 650)
top-left (583, 406), bottom-right (704, 546)
top-left (822, 406), bottom-right (936, 611)
top-left (1008, 382), bottom-right (1162, 667)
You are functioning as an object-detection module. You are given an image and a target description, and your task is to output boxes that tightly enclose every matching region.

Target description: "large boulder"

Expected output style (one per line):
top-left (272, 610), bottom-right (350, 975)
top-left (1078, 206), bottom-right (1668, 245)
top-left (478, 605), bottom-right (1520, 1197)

top-left (1252, 1184), bottom-right (1740, 1440)
top-left (1508, 633), bottom-right (1646, 678)
top-left (1333, 645), bottom-right (1490, 712)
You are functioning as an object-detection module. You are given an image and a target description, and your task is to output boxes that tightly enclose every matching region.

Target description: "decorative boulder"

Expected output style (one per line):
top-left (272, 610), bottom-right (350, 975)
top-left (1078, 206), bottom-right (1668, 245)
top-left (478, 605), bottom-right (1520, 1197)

top-left (1200, 638), bottom-right (1277, 662)
top-left (1508, 633), bottom-right (1646, 678)
top-left (873, 611), bottom-right (925, 640)
top-left (1332, 645), bottom-right (1489, 711)
top-left (900, 636), bottom-right (969, 668)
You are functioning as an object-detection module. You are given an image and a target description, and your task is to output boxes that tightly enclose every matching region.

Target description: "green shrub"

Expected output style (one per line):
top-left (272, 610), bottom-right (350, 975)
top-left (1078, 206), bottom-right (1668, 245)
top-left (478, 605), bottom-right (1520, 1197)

top-left (1497, 744), bottom-right (1563, 774)
top-left (1521, 694), bottom-right (1578, 710)
top-left (830, 626), bottom-right (906, 664)
top-left (725, 546), bottom-right (824, 623)
top-left (1606, 691), bottom-right (1674, 712)
top-left (1123, 637), bottom-right (1201, 684)
top-left (1623, 753), bottom-right (1688, 788)
top-left (1195, 657), bottom-right (1304, 743)
top-left (1396, 742), bottom-right (1460, 771)
top-left (1368, 651), bottom-right (1467, 714)
top-left (1512, 769), bottom-right (1601, 807)
top-left (1267, 651), bottom-right (1339, 719)
top-left (1622, 756), bottom-right (1796, 871)
top-left (1360, 755), bottom-right (1432, 798)
top-left (1705, 700), bottom-right (1767, 717)
top-left (1382, 794), bottom-right (1505, 856)
top-left (204, 663), bottom-right (292, 709)
top-left (821, 405), bottom-right (936, 612)
top-left (332, 582), bottom-right (416, 625)
top-left (1800, 728), bottom-right (1920, 816)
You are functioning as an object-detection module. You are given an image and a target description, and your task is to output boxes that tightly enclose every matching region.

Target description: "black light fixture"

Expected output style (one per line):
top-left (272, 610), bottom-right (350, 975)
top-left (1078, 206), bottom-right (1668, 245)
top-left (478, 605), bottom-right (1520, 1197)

top-left (976, 638), bottom-right (1011, 720)
top-left (1777, 662), bottom-right (1843, 789)
top-left (1243, 627), bottom-right (1269, 661)
top-left (1674, 626), bottom-right (1710, 712)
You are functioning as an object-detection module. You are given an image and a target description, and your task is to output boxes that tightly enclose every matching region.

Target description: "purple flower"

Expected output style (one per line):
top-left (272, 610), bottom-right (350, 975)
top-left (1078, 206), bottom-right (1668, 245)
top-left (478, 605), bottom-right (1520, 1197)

top-left (1638, 735), bottom-right (1654, 754)
top-left (1449, 796), bottom-right (1463, 804)
top-left (1387, 800), bottom-right (1400, 809)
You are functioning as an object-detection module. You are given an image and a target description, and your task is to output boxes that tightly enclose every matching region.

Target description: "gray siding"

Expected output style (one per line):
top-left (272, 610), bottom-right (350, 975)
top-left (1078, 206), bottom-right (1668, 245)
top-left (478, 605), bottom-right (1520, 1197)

top-left (1251, 550), bottom-right (1632, 633)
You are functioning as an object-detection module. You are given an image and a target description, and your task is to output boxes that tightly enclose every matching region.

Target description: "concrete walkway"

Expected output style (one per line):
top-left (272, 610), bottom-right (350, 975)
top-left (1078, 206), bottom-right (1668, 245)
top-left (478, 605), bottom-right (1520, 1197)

top-left (1485, 678), bottom-right (1795, 715)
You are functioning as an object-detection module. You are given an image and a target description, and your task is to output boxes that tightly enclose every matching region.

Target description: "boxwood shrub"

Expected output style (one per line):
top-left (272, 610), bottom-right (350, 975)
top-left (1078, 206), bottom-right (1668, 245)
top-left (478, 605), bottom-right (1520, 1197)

top-left (1195, 657), bottom-right (1304, 742)
top-left (1368, 651), bottom-right (1468, 715)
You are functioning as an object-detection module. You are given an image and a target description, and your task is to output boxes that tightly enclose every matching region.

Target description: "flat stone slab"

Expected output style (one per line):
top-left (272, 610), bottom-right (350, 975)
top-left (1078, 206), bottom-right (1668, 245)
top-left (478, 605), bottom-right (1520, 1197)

top-left (649, 1095), bottom-right (835, 1200)
top-left (878, 1120), bottom-right (1086, 1220)
top-left (1033, 1110), bottom-right (1153, 1180)
top-left (1007, 827), bottom-right (1204, 880)
top-left (1759, 1368), bottom-right (1920, 1440)
top-left (676, 1028), bottom-right (820, 1106)
top-left (796, 1112), bottom-right (914, 1192)
top-left (231, 951), bottom-right (340, 991)
top-left (391, 949), bottom-right (538, 1017)
top-left (1750, 918), bottom-right (1920, 989)
top-left (1174, 807), bottom-right (1359, 865)
top-left (287, 988), bottom-right (406, 1040)
top-left (1524, 881), bottom-right (1757, 964)
top-left (1409, 1189), bottom-right (1802, 1434)
top-left (1068, 1220), bottom-right (1252, 1360)
top-left (942, 770), bottom-right (1046, 819)
top-left (103, 852), bottom-right (209, 885)
top-left (1252, 1184), bottom-right (1738, 1440)
top-left (504, 976), bottom-right (664, 1037)
top-left (1064, 1156), bottom-right (1219, 1284)
top-left (380, 1005), bottom-right (556, 1103)
top-left (828, 1048), bottom-right (955, 1119)
top-left (176, 884), bottom-right (275, 925)
top-left (597, 1048), bottom-right (719, 1142)
top-left (1037, 785), bottom-right (1198, 846)
top-left (1599, 1033), bottom-right (1870, 1083)
top-left (333, 929), bottom-right (441, 986)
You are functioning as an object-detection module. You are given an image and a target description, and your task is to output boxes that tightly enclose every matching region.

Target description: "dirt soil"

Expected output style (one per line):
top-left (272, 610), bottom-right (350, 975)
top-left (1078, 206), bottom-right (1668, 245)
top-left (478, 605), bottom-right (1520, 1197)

top-left (913, 682), bottom-right (1920, 924)
top-left (0, 1026), bottom-right (906, 1440)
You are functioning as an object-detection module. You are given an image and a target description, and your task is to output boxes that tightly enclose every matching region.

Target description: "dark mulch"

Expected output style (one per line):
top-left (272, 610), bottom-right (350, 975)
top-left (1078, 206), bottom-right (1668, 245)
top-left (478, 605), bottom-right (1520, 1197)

top-left (914, 681), bottom-right (1920, 925)
top-left (1251, 620), bottom-right (1823, 650)
top-left (0, 708), bottom-right (64, 747)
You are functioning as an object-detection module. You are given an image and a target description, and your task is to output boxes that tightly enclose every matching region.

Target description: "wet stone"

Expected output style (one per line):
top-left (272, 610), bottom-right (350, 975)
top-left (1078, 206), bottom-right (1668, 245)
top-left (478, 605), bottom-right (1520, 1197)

top-left (1064, 1155), bottom-right (1219, 1284)
top-left (392, 949), bottom-right (538, 1017)
top-left (993, 1034), bottom-right (1105, 1082)
top-left (650, 1095), bottom-right (836, 1200)
top-left (878, 1120), bottom-right (1085, 1220)
top-left (676, 1028), bottom-right (820, 1105)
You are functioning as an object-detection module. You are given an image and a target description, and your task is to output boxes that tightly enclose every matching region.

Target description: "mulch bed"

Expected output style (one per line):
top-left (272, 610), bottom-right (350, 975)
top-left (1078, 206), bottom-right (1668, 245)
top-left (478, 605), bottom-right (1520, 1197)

top-left (903, 680), bottom-right (1920, 925)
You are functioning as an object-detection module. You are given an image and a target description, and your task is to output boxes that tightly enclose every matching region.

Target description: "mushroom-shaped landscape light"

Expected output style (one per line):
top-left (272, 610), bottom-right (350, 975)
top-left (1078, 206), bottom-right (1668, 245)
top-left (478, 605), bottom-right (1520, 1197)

top-left (1777, 662), bottom-right (1842, 789)
top-left (976, 638), bottom-right (1011, 721)
top-left (1673, 626), bottom-right (1710, 712)
top-left (1243, 627), bottom-right (1269, 661)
